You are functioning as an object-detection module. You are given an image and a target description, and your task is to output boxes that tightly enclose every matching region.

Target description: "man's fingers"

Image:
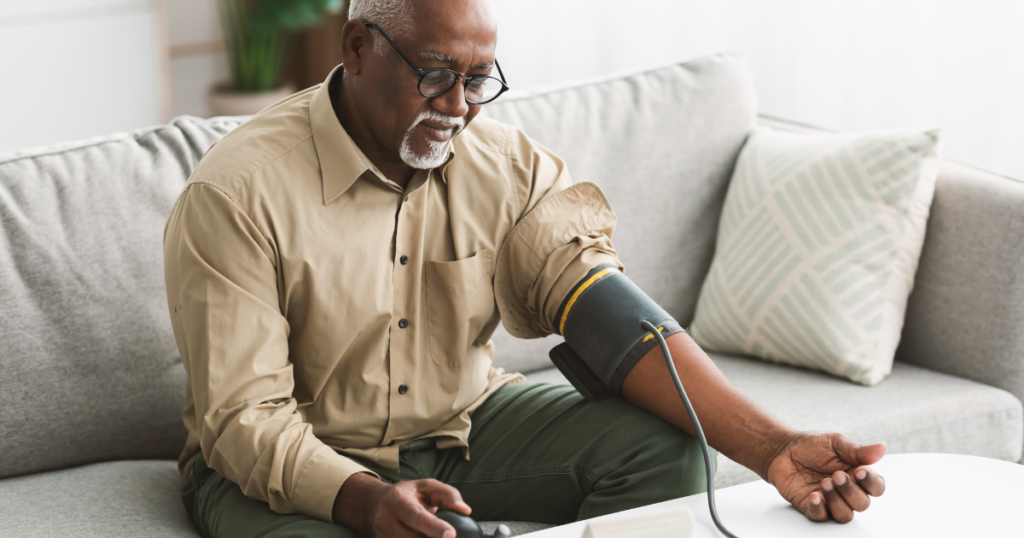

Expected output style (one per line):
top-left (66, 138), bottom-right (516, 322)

top-left (821, 478), bottom-right (854, 523)
top-left (855, 442), bottom-right (887, 465)
top-left (801, 491), bottom-right (828, 522)
top-left (422, 479), bottom-right (472, 515)
top-left (832, 471), bottom-right (870, 512)
top-left (854, 466), bottom-right (886, 497)
top-left (832, 435), bottom-right (886, 467)
top-left (408, 505), bottom-right (457, 538)
top-left (395, 495), bottom-right (456, 538)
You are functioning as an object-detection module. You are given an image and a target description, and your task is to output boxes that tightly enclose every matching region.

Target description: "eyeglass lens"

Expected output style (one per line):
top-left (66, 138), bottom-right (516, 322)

top-left (419, 70), bottom-right (504, 104)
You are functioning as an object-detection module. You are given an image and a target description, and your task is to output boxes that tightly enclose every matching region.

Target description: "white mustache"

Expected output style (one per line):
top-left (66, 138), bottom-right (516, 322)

top-left (409, 110), bottom-right (465, 137)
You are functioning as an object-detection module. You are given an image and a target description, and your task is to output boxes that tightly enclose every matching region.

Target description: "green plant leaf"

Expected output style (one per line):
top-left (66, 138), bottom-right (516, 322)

top-left (219, 0), bottom-right (347, 91)
top-left (248, 0), bottom-right (345, 33)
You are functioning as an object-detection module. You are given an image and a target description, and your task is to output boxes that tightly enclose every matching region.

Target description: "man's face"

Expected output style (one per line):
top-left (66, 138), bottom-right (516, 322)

top-left (347, 0), bottom-right (498, 169)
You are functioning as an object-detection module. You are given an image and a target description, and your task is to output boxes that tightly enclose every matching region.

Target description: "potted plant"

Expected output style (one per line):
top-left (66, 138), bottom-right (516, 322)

top-left (209, 0), bottom-right (346, 116)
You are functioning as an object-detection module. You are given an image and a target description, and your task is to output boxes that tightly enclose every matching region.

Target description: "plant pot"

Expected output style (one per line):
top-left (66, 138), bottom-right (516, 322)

top-left (207, 83), bottom-right (296, 117)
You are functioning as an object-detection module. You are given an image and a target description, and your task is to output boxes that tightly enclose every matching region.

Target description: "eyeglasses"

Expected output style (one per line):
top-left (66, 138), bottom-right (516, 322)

top-left (363, 21), bottom-right (509, 105)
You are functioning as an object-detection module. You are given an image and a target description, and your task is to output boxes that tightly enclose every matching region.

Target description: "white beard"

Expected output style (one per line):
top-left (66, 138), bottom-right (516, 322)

top-left (399, 110), bottom-right (465, 169)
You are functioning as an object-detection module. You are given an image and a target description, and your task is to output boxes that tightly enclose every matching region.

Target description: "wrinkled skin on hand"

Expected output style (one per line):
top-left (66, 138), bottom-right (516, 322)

top-left (368, 478), bottom-right (472, 538)
top-left (766, 432), bottom-right (887, 523)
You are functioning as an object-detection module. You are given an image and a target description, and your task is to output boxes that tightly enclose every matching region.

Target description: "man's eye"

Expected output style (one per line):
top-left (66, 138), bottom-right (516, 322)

top-left (424, 71), bottom-right (452, 85)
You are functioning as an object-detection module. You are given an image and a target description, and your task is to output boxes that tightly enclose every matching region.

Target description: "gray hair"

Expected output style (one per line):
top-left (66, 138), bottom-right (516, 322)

top-left (348, 0), bottom-right (415, 56)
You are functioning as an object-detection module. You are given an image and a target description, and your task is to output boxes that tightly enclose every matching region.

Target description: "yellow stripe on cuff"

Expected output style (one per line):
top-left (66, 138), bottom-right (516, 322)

top-left (559, 268), bottom-right (615, 335)
top-left (641, 326), bottom-right (665, 343)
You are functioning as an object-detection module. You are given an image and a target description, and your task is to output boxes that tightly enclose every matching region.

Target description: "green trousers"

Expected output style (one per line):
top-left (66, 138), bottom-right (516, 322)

top-left (182, 383), bottom-right (715, 537)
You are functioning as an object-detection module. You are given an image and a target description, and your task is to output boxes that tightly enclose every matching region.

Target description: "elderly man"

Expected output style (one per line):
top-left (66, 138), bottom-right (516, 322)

top-left (164, 0), bottom-right (887, 537)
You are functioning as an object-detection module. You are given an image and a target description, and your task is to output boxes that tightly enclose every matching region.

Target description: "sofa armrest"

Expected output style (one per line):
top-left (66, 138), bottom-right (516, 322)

top-left (895, 162), bottom-right (1024, 403)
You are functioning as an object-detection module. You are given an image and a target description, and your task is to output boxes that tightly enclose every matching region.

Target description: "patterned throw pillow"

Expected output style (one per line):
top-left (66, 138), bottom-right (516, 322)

top-left (689, 127), bottom-right (942, 385)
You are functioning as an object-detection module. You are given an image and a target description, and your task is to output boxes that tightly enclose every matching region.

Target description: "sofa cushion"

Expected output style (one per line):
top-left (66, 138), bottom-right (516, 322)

top-left (690, 127), bottom-right (942, 386)
top-left (0, 117), bottom-right (242, 479)
top-left (759, 115), bottom-right (1024, 462)
top-left (0, 460), bottom-right (553, 537)
top-left (482, 53), bottom-right (758, 374)
top-left (0, 460), bottom-right (196, 537)
top-left (526, 353), bottom-right (1024, 487)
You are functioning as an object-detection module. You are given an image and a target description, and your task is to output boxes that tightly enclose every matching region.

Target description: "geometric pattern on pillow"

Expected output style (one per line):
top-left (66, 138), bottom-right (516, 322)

top-left (690, 128), bottom-right (941, 385)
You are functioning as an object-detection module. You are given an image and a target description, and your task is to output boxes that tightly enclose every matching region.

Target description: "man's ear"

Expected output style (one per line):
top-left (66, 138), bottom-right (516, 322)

top-left (340, 19), bottom-right (370, 75)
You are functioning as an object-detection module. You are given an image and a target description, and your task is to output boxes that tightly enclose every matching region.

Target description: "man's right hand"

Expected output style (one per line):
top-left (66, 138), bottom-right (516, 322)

top-left (333, 472), bottom-right (472, 538)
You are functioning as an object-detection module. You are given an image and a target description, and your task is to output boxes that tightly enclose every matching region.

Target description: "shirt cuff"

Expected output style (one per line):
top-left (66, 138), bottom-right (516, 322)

top-left (291, 445), bottom-right (379, 522)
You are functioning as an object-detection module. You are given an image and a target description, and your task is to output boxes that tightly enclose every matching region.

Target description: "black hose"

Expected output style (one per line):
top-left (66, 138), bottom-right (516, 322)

top-left (640, 320), bottom-right (741, 538)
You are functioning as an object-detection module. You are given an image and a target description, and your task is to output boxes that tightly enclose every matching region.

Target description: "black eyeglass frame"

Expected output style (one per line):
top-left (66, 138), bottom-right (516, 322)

top-left (363, 21), bottom-right (509, 105)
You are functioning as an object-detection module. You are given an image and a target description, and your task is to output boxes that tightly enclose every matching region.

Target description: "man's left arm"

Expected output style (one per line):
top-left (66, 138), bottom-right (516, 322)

top-left (619, 329), bottom-right (886, 523)
top-left (493, 132), bottom-right (885, 523)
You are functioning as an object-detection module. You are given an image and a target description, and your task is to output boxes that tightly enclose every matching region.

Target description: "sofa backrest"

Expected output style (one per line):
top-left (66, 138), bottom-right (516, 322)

top-left (482, 53), bottom-right (758, 373)
top-left (0, 56), bottom-right (758, 477)
top-left (0, 118), bottom-right (241, 478)
top-left (3, 53), bottom-right (1021, 478)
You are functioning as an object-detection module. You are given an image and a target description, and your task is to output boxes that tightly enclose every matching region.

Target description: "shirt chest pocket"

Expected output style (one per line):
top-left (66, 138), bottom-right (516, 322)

top-left (425, 248), bottom-right (496, 368)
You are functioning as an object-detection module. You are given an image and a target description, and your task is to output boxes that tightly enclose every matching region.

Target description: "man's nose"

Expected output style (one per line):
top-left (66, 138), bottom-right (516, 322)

top-left (432, 81), bottom-right (470, 119)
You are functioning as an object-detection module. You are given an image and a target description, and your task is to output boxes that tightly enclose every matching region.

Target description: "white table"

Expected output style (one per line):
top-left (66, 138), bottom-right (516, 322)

top-left (522, 453), bottom-right (1024, 537)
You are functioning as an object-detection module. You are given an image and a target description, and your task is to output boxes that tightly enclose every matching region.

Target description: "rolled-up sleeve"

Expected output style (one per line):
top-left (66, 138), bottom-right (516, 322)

top-left (163, 182), bottom-right (373, 522)
top-left (494, 132), bottom-right (623, 339)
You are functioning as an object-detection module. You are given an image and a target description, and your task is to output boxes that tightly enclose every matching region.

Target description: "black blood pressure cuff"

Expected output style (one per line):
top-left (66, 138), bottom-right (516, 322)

top-left (548, 264), bottom-right (685, 402)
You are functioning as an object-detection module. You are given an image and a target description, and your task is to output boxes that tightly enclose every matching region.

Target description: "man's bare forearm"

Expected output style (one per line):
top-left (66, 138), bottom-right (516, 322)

top-left (619, 331), bottom-right (796, 480)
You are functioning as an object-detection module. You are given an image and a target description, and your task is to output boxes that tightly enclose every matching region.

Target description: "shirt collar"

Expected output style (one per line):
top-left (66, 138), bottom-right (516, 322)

top-left (310, 65), bottom-right (376, 204)
top-left (310, 65), bottom-right (458, 204)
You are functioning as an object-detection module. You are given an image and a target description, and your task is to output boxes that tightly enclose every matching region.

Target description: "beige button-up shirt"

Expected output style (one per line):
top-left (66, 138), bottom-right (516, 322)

top-left (163, 66), bottom-right (622, 522)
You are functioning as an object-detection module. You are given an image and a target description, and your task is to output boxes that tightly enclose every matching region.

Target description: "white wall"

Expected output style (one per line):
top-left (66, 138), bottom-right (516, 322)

top-left (3, 1), bottom-right (1021, 180)
top-left (491, 0), bottom-right (1024, 179)
top-left (0, 0), bottom-right (163, 153)
top-left (165, 0), bottom-right (226, 119)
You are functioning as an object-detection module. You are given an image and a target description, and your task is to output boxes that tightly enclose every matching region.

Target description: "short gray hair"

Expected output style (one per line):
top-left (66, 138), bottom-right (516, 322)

top-left (348, 0), bottom-right (414, 56)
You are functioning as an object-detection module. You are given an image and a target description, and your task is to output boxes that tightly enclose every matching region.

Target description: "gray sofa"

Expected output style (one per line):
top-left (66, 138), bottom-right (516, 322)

top-left (2, 53), bottom-right (1022, 537)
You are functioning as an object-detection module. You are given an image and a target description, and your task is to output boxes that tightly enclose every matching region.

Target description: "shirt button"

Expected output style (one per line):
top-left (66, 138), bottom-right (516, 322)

top-left (400, 255), bottom-right (409, 265)
top-left (405, 195), bottom-right (410, 202)
top-left (398, 384), bottom-right (408, 394)
top-left (398, 318), bottom-right (409, 329)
